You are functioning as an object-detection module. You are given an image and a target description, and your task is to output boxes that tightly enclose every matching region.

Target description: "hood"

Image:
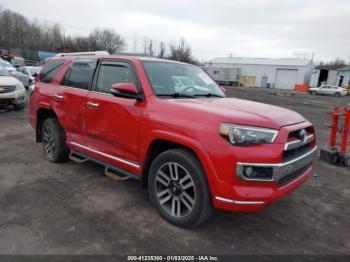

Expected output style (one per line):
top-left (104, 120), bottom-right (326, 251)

top-left (168, 97), bottom-right (306, 129)
top-left (0, 76), bottom-right (20, 86)
top-left (5, 67), bottom-right (16, 72)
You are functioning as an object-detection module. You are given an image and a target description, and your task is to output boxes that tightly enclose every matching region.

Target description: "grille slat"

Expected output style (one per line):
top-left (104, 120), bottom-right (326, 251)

top-left (278, 164), bottom-right (310, 186)
top-left (0, 86), bottom-right (16, 93)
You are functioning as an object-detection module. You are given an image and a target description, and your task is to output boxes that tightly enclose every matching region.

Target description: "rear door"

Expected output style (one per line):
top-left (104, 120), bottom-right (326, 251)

top-left (85, 60), bottom-right (143, 172)
top-left (59, 58), bottom-right (97, 145)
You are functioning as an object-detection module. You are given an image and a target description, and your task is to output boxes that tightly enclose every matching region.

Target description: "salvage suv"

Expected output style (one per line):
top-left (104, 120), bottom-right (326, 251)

top-left (29, 52), bottom-right (317, 227)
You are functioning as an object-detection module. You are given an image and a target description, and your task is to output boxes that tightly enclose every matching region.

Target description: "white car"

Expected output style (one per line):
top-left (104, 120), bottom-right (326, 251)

top-left (0, 65), bottom-right (27, 110)
top-left (0, 59), bottom-right (16, 73)
top-left (309, 85), bottom-right (348, 97)
top-left (13, 66), bottom-right (41, 88)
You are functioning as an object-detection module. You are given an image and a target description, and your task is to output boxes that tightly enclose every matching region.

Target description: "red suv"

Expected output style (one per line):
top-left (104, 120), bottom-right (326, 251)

top-left (29, 53), bottom-right (317, 227)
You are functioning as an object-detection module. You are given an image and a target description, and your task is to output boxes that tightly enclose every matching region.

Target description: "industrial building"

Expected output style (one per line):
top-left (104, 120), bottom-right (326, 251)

top-left (204, 57), bottom-right (314, 90)
top-left (337, 66), bottom-right (350, 88)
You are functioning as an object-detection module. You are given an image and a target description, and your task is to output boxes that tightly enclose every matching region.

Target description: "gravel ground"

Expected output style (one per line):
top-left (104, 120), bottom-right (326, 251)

top-left (0, 88), bottom-right (349, 255)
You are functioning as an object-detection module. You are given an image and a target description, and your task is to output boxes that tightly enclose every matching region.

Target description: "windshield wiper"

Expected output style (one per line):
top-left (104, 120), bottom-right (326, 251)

top-left (194, 93), bottom-right (225, 98)
top-left (157, 93), bottom-right (194, 98)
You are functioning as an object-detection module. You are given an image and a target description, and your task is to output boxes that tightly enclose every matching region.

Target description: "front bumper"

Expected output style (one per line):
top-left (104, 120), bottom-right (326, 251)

top-left (209, 120), bottom-right (317, 213)
top-left (0, 89), bottom-right (27, 106)
top-left (213, 146), bottom-right (317, 212)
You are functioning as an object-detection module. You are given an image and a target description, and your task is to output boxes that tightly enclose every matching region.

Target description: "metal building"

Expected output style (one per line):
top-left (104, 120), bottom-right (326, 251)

top-left (204, 57), bottom-right (314, 89)
top-left (337, 66), bottom-right (350, 88)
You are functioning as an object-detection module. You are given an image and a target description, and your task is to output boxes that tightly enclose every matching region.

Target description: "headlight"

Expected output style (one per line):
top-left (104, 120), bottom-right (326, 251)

top-left (219, 123), bottom-right (278, 146)
top-left (15, 83), bottom-right (24, 90)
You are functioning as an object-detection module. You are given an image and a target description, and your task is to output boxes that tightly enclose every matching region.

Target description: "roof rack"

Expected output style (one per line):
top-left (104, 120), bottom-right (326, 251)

top-left (54, 51), bottom-right (110, 57)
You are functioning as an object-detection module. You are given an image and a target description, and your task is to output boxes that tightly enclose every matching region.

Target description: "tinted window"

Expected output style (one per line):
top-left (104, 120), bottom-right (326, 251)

top-left (96, 62), bottom-right (136, 94)
top-left (41, 59), bottom-right (65, 83)
top-left (62, 59), bottom-right (97, 90)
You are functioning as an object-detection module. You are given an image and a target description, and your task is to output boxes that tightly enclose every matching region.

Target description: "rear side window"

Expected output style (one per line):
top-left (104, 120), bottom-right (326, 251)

top-left (40, 59), bottom-right (65, 83)
top-left (95, 62), bottom-right (136, 94)
top-left (62, 59), bottom-right (97, 90)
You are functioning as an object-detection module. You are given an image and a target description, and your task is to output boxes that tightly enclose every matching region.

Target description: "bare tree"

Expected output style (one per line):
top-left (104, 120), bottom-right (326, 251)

top-left (168, 38), bottom-right (198, 64)
top-left (158, 41), bottom-right (166, 58)
top-left (316, 58), bottom-right (348, 70)
top-left (148, 39), bottom-right (154, 56)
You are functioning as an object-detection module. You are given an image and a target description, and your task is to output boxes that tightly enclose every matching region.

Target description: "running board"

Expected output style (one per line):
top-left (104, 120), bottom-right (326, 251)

top-left (69, 150), bottom-right (140, 182)
top-left (69, 151), bottom-right (89, 163)
top-left (105, 167), bottom-right (131, 181)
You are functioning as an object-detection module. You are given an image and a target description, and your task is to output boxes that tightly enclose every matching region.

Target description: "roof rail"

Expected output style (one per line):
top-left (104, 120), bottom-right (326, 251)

top-left (55, 51), bottom-right (110, 57)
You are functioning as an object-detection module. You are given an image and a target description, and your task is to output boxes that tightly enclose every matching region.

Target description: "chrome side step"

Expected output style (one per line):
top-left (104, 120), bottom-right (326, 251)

top-left (69, 150), bottom-right (140, 182)
top-left (69, 151), bottom-right (89, 163)
top-left (104, 167), bottom-right (131, 181)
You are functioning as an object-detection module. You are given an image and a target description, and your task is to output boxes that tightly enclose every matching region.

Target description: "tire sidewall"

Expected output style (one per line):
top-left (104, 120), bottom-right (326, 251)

top-left (148, 149), bottom-right (210, 228)
top-left (42, 118), bottom-right (68, 163)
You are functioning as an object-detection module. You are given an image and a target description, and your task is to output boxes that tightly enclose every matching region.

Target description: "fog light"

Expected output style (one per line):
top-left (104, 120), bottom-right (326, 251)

top-left (243, 166), bottom-right (273, 180)
top-left (244, 166), bottom-right (254, 177)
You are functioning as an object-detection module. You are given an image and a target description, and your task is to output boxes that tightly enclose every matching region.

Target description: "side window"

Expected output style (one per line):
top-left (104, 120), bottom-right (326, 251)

top-left (62, 59), bottom-right (96, 90)
top-left (95, 62), bottom-right (136, 94)
top-left (41, 60), bottom-right (65, 83)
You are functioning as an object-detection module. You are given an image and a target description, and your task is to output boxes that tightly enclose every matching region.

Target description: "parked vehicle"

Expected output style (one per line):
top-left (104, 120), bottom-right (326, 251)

top-left (29, 53), bottom-right (317, 227)
top-left (0, 59), bottom-right (16, 74)
top-left (13, 66), bottom-right (41, 88)
top-left (10, 56), bottom-right (25, 68)
top-left (0, 65), bottom-right (27, 110)
top-left (309, 85), bottom-right (348, 97)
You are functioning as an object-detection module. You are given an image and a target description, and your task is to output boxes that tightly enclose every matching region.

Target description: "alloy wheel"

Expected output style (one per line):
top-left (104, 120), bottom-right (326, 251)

top-left (43, 125), bottom-right (55, 157)
top-left (155, 162), bottom-right (196, 218)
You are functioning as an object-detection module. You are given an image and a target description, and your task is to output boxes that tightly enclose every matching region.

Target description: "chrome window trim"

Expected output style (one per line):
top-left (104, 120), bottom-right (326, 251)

top-left (70, 141), bottom-right (140, 169)
top-left (284, 134), bottom-right (314, 151)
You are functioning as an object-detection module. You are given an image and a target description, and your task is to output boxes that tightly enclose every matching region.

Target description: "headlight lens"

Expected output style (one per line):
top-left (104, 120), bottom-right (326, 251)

top-left (219, 123), bottom-right (278, 146)
top-left (15, 83), bottom-right (24, 90)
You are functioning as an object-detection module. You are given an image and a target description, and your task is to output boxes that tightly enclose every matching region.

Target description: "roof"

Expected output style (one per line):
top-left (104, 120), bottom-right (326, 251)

top-left (208, 57), bottom-right (313, 67)
top-left (49, 55), bottom-right (188, 64)
top-left (338, 66), bottom-right (350, 71)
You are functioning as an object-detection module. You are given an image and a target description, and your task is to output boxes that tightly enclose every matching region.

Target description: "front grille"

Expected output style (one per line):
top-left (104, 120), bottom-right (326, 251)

top-left (283, 144), bottom-right (312, 162)
top-left (0, 86), bottom-right (16, 93)
top-left (288, 127), bottom-right (312, 140)
top-left (283, 127), bottom-right (314, 161)
top-left (278, 164), bottom-right (310, 186)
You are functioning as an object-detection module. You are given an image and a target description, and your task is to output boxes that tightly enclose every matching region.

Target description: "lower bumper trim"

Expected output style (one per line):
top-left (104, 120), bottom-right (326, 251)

top-left (215, 196), bottom-right (265, 205)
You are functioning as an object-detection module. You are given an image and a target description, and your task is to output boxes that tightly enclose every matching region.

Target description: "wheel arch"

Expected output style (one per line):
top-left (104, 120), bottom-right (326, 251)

top-left (141, 134), bottom-right (219, 198)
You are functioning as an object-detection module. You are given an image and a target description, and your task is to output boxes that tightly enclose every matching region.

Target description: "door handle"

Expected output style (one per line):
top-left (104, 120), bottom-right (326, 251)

top-left (53, 94), bottom-right (64, 101)
top-left (87, 101), bottom-right (100, 108)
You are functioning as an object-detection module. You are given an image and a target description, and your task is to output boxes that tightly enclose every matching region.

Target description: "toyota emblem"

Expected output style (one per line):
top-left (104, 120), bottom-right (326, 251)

top-left (299, 129), bottom-right (307, 143)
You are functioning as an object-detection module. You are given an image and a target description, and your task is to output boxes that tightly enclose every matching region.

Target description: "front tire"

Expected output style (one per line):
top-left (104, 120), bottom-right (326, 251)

top-left (41, 118), bottom-right (69, 163)
top-left (334, 92), bottom-right (341, 97)
top-left (148, 148), bottom-right (213, 228)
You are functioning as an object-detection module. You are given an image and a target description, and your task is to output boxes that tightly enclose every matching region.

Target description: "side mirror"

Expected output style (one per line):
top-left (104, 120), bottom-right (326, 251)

top-left (32, 72), bottom-right (38, 78)
top-left (110, 83), bottom-right (143, 101)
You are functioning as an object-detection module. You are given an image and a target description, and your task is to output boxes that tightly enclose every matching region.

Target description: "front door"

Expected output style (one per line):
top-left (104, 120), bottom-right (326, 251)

top-left (85, 60), bottom-right (144, 172)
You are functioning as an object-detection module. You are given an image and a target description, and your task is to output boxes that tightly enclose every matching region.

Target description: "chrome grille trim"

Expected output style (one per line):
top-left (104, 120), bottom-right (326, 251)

top-left (284, 134), bottom-right (314, 151)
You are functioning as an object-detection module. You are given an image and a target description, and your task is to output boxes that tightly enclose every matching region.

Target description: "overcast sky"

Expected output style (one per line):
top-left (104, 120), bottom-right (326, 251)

top-left (2, 0), bottom-right (350, 62)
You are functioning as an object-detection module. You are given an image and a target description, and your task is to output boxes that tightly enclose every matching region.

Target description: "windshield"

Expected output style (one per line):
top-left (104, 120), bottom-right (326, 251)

top-left (0, 65), bottom-right (9, 76)
top-left (142, 61), bottom-right (225, 98)
top-left (28, 66), bottom-right (41, 75)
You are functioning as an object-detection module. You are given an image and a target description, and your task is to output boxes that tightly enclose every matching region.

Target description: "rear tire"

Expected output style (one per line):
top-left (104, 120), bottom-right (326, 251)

top-left (148, 148), bottom-right (213, 228)
top-left (41, 118), bottom-right (69, 163)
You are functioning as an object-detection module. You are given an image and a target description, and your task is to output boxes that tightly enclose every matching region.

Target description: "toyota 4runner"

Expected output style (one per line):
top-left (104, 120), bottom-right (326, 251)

top-left (29, 53), bottom-right (317, 228)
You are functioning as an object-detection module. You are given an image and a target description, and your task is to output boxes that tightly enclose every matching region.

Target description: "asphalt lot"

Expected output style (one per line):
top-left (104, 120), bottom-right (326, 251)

top-left (0, 88), bottom-right (349, 255)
